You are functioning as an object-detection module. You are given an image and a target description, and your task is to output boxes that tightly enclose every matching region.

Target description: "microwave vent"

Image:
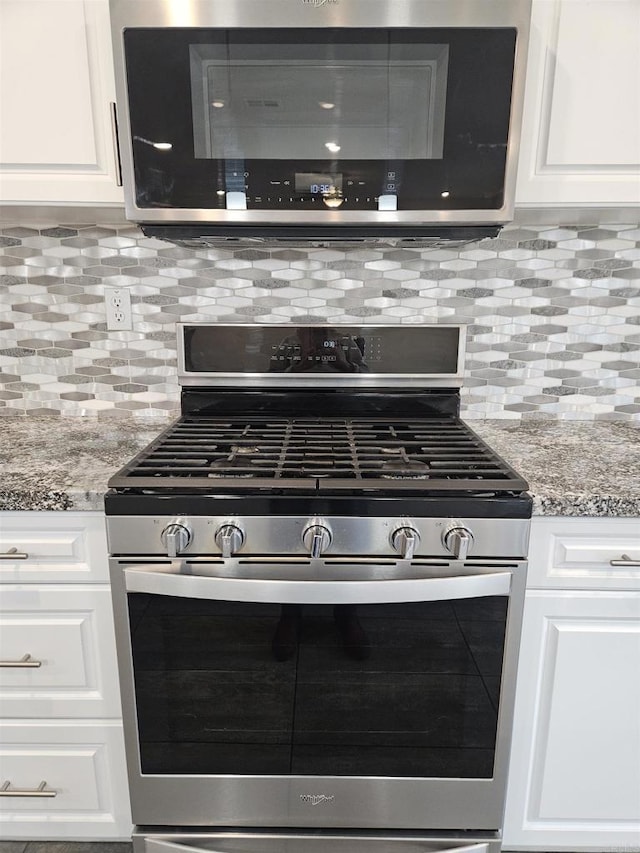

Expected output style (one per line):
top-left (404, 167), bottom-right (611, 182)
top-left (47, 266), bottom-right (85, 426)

top-left (139, 226), bottom-right (500, 250)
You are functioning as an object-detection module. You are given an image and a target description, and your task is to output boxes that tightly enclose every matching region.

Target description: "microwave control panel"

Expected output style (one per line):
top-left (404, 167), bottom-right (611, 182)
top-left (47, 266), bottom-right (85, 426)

top-left (219, 164), bottom-right (403, 210)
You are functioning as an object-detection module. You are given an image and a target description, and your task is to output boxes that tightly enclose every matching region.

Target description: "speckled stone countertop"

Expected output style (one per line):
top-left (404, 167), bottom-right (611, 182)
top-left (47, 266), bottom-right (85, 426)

top-left (0, 417), bottom-right (638, 516)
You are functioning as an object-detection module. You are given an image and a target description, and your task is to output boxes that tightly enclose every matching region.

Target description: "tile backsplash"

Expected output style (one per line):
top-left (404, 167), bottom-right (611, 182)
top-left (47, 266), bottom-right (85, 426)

top-left (0, 220), bottom-right (639, 421)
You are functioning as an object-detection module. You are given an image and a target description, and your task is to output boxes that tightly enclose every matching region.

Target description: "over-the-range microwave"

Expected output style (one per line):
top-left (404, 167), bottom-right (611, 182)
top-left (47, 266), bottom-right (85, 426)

top-left (109, 0), bottom-right (531, 246)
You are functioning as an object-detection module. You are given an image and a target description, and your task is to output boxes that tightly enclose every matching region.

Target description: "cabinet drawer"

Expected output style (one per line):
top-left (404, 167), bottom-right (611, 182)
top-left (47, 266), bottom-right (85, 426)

top-left (0, 720), bottom-right (131, 840)
top-left (528, 517), bottom-right (640, 590)
top-left (0, 512), bottom-right (108, 583)
top-left (0, 585), bottom-right (121, 718)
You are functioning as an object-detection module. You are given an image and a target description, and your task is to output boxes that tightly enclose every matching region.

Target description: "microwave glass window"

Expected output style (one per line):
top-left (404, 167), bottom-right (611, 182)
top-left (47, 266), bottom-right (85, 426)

top-left (190, 42), bottom-right (448, 161)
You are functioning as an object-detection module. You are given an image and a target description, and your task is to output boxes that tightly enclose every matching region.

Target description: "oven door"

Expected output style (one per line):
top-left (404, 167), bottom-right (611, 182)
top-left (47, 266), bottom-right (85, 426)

top-left (109, 557), bottom-right (526, 830)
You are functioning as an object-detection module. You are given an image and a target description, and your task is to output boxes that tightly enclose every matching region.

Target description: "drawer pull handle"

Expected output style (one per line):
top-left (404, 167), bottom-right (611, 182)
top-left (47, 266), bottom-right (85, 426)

top-left (0, 547), bottom-right (29, 560)
top-left (0, 780), bottom-right (56, 798)
top-left (0, 653), bottom-right (42, 668)
top-left (610, 554), bottom-right (640, 567)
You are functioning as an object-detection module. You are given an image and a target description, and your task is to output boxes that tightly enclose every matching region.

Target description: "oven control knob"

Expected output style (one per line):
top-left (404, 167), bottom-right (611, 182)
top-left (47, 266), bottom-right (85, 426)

top-left (215, 524), bottom-right (245, 558)
top-left (443, 526), bottom-right (474, 560)
top-left (161, 523), bottom-right (192, 558)
top-left (302, 524), bottom-right (332, 558)
top-left (391, 526), bottom-right (420, 560)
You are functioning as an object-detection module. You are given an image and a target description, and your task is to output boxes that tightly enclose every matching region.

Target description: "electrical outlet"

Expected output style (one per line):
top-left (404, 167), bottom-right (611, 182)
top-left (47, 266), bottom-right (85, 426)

top-left (105, 287), bottom-right (132, 330)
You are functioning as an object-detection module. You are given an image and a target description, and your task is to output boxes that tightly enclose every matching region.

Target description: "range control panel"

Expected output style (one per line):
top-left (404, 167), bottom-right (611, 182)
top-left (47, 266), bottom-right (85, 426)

top-left (182, 324), bottom-right (461, 376)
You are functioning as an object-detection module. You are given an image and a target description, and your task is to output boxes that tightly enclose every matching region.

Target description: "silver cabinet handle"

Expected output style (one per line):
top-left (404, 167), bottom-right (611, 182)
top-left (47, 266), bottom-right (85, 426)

top-left (0, 547), bottom-right (29, 560)
top-left (0, 653), bottom-right (42, 668)
top-left (110, 101), bottom-right (123, 187)
top-left (0, 780), bottom-right (56, 798)
top-left (610, 553), bottom-right (640, 567)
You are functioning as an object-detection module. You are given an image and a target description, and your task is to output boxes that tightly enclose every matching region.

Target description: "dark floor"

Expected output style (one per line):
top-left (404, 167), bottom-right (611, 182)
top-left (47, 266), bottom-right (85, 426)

top-left (0, 845), bottom-right (132, 853)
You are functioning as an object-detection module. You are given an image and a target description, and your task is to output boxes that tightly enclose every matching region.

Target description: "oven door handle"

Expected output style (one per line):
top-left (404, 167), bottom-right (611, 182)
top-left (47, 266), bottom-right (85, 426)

top-left (142, 837), bottom-right (493, 853)
top-left (123, 565), bottom-right (511, 603)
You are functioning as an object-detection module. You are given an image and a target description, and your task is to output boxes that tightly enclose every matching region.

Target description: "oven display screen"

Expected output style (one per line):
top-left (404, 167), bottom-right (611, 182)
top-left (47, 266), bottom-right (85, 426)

top-left (294, 173), bottom-right (343, 195)
top-left (184, 325), bottom-right (460, 374)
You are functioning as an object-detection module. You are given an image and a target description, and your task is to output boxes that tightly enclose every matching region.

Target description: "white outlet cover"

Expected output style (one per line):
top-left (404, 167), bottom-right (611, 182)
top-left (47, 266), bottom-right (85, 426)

top-left (105, 286), bottom-right (133, 330)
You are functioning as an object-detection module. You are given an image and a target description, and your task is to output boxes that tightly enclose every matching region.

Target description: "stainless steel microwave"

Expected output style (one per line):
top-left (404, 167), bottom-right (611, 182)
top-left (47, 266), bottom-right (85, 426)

top-left (109, 0), bottom-right (531, 245)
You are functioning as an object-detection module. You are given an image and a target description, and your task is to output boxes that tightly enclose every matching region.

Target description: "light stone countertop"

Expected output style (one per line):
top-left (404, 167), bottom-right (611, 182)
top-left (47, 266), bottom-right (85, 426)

top-left (0, 417), bottom-right (638, 517)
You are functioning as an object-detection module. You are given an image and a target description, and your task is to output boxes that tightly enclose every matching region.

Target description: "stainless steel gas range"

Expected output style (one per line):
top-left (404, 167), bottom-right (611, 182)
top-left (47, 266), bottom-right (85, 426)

top-left (105, 324), bottom-right (532, 853)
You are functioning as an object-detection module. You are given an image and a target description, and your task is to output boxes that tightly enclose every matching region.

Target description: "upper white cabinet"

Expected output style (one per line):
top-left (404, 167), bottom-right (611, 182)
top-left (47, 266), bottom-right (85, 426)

top-left (0, 0), bottom-right (124, 205)
top-left (516, 0), bottom-right (640, 206)
top-left (1, 0), bottom-right (638, 208)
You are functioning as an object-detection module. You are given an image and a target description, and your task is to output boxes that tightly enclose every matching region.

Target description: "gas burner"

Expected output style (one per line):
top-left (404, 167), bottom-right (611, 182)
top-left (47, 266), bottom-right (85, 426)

top-left (378, 447), bottom-right (430, 479)
top-left (207, 444), bottom-right (263, 476)
top-left (381, 459), bottom-right (431, 479)
top-left (207, 471), bottom-right (255, 479)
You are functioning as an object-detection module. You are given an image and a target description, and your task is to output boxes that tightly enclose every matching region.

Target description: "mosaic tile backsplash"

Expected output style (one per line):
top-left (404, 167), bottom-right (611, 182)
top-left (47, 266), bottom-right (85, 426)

top-left (0, 220), bottom-right (639, 420)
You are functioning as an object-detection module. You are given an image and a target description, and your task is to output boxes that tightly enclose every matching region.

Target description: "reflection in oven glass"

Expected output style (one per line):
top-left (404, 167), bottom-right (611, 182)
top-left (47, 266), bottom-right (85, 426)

top-left (128, 594), bottom-right (506, 778)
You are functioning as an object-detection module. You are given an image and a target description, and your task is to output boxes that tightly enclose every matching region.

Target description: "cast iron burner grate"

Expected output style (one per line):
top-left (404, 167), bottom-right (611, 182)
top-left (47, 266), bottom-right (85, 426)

top-left (108, 416), bottom-right (528, 494)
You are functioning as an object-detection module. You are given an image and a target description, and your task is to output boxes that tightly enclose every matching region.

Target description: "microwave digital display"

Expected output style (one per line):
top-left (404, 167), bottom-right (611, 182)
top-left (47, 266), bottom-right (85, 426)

top-left (294, 173), bottom-right (343, 195)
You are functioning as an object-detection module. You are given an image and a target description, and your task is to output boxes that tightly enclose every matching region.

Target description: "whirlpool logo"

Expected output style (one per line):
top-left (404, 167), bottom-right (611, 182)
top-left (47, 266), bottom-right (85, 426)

top-left (300, 793), bottom-right (336, 806)
top-left (302, 0), bottom-right (339, 6)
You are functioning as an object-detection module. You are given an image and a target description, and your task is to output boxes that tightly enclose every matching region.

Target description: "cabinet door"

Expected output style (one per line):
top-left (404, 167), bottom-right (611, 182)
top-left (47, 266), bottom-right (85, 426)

top-left (528, 517), bottom-right (640, 591)
top-left (516, 0), bottom-right (640, 206)
top-left (0, 585), bottom-right (122, 718)
top-left (0, 720), bottom-right (131, 840)
top-left (503, 589), bottom-right (640, 851)
top-left (0, 512), bottom-right (109, 583)
top-left (0, 0), bottom-right (124, 204)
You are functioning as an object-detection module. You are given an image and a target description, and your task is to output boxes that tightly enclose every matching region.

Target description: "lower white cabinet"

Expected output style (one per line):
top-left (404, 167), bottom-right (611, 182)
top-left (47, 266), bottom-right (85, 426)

top-left (0, 511), bottom-right (131, 840)
top-left (0, 720), bottom-right (130, 840)
top-left (503, 518), bottom-right (640, 852)
top-left (0, 585), bottom-right (122, 718)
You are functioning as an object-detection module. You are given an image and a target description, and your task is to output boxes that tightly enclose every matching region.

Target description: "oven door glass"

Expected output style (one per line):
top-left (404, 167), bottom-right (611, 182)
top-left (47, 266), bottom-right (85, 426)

top-left (127, 580), bottom-right (508, 779)
top-left (123, 27), bottom-right (516, 212)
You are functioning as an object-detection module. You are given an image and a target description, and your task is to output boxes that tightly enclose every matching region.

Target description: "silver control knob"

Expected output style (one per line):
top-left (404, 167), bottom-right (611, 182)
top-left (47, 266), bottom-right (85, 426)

top-left (302, 523), bottom-right (332, 558)
top-left (391, 526), bottom-right (420, 560)
top-left (215, 524), bottom-right (245, 558)
top-left (161, 523), bottom-right (192, 558)
top-left (443, 526), bottom-right (474, 560)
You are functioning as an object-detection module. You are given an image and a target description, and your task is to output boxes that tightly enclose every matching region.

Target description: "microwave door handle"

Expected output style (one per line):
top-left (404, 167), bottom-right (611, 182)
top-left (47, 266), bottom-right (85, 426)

top-left (123, 566), bottom-right (511, 604)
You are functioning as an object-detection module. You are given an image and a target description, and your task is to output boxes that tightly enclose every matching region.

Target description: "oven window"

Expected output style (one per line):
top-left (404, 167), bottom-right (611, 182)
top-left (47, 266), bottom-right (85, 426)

top-left (123, 28), bottom-right (516, 210)
top-left (128, 593), bottom-right (506, 778)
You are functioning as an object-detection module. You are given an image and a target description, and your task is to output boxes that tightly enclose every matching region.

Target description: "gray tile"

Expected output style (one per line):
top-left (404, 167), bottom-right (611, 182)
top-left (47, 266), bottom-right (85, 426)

top-left (0, 219), bottom-right (639, 421)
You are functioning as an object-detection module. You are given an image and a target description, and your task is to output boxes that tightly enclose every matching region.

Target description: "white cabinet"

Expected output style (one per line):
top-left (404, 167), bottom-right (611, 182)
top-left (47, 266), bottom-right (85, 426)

top-left (0, 0), bottom-right (124, 206)
top-left (0, 720), bottom-right (130, 839)
top-left (0, 585), bottom-right (122, 718)
top-left (516, 0), bottom-right (640, 207)
top-left (503, 517), bottom-right (640, 852)
top-left (0, 511), bottom-right (131, 840)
